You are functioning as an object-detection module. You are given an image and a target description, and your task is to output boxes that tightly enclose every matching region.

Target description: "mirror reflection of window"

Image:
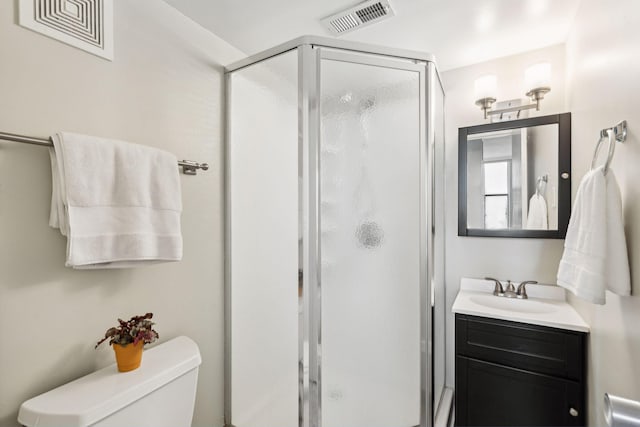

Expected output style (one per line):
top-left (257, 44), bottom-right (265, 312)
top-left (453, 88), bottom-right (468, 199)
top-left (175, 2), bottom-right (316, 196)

top-left (483, 161), bottom-right (510, 228)
top-left (459, 113), bottom-right (570, 238)
top-left (484, 195), bottom-right (509, 228)
top-left (483, 161), bottom-right (509, 193)
top-left (465, 124), bottom-right (557, 231)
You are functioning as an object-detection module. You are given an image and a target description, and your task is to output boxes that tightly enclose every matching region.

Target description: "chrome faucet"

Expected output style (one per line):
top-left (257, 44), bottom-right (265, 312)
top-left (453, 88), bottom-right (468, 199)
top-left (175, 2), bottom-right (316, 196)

top-left (485, 278), bottom-right (538, 299)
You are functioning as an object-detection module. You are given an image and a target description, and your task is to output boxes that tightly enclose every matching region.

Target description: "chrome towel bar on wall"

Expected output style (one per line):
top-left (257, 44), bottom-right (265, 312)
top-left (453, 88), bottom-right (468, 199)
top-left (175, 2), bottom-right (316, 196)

top-left (591, 120), bottom-right (627, 176)
top-left (0, 131), bottom-right (209, 175)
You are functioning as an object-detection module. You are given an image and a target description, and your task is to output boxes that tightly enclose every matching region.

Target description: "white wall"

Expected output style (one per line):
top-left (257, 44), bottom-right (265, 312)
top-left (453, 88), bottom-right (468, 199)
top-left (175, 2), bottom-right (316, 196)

top-left (565, 1), bottom-right (640, 424)
top-left (441, 44), bottom-right (567, 387)
top-left (0, 2), bottom-right (242, 426)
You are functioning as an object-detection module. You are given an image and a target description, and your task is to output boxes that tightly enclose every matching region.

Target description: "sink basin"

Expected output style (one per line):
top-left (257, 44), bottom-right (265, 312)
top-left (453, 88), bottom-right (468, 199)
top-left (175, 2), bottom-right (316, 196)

top-left (453, 278), bottom-right (590, 332)
top-left (469, 294), bottom-right (557, 314)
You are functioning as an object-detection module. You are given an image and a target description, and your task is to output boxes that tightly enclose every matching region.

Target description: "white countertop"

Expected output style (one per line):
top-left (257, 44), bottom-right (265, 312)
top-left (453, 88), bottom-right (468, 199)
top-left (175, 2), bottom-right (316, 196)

top-left (452, 278), bottom-right (590, 332)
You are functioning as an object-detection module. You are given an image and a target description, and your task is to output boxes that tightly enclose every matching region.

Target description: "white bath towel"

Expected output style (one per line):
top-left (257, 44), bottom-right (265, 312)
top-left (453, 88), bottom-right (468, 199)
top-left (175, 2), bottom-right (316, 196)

top-left (557, 165), bottom-right (630, 304)
top-left (526, 194), bottom-right (548, 230)
top-left (49, 132), bottom-right (183, 269)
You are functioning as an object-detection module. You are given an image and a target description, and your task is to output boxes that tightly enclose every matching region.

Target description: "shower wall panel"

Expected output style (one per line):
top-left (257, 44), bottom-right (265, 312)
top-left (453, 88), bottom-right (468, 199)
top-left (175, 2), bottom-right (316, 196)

top-left (228, 51), bottom-right (299, 427)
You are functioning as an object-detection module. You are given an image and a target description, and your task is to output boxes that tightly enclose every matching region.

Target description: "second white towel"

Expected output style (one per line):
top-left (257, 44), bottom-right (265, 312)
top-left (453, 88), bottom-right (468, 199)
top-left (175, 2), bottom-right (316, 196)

top-left (557, 165), bottom-right (630, 304)
top-left (526, 193), bottom-right (548, 230)
top-left (49, 132), bottom-right (183, 269)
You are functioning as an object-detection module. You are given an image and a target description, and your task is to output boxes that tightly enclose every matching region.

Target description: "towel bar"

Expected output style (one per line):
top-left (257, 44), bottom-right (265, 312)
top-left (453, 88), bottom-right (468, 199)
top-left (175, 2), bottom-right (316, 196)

top-left (591, 120), bottom-right (627, 175)
top-left (0, 131), bottom-right (209, 175)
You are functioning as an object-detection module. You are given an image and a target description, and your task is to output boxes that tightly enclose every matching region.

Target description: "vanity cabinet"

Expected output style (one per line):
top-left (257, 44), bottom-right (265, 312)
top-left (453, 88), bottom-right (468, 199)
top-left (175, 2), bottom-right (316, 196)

top-left (455, 314), bottom-right (586, 427)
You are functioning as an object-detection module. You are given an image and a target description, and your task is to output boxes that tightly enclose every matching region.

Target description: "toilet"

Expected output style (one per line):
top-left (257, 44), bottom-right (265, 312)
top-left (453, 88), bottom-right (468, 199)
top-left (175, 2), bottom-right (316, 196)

top-left (18, 336), bottom-right (202, 427)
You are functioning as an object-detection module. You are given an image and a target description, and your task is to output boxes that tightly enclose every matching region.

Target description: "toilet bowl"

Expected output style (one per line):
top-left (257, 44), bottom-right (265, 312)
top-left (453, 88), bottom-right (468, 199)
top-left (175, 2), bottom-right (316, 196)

top-left (18, 336), bottom-right (202, 427)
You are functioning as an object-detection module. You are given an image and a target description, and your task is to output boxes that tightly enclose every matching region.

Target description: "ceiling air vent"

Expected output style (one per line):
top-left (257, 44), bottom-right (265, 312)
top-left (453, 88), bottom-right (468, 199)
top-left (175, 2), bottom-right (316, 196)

top-left (321, 0), bottom-right (395, 36)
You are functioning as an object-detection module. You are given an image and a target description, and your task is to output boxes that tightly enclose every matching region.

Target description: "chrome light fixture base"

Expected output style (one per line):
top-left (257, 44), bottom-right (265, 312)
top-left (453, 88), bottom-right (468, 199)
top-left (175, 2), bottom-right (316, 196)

top-left (477, 87), bottom-right (552, 119)
top-left (525, 86), bottom-right (551, 109)
top-left (475, 97), bottom-right (496, 119)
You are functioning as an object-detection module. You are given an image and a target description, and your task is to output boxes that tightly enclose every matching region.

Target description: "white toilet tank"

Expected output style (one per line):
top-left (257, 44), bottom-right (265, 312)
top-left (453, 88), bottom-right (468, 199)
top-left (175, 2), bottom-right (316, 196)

top-left (18, 336), bottom-right (202, 427)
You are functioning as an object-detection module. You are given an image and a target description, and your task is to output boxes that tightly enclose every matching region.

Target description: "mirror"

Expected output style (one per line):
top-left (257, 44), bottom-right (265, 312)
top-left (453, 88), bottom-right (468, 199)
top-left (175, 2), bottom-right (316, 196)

top-left (458, 113), bottom-right (571, 238)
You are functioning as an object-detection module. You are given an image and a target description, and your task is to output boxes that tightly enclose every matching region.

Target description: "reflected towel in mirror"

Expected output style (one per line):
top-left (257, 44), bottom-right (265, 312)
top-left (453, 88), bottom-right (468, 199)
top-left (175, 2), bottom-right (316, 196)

top-left (526, 194), bottom-right (548, 230)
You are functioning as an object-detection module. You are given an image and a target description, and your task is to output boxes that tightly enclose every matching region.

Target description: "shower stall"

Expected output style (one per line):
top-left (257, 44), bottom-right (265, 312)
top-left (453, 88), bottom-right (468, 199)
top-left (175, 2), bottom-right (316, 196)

top-left (225, 36), bottom-right (446, 427)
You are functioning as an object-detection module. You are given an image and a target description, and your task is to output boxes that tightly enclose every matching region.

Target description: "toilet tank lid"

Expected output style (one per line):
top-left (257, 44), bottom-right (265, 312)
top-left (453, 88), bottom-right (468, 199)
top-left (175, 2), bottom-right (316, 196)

top-left (18, 336), bottom-right (201, 427)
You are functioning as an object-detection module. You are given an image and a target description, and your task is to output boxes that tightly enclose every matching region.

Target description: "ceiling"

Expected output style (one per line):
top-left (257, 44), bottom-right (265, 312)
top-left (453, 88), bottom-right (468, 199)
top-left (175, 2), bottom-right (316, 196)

top-left (162, 0), bottom-right (581, 71)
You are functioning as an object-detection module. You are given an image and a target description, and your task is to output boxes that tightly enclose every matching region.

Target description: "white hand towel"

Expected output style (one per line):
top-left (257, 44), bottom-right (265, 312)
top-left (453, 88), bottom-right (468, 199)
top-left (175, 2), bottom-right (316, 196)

top-left (557, 166), bottom-right (630, 304)
top-left (526, 194), bottom-right (548, 229)
top-left (49, 132), bottom-right (183, 269)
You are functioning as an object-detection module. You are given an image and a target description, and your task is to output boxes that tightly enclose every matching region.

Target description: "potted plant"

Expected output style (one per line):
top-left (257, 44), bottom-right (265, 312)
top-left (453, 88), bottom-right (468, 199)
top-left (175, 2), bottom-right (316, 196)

top-left (95, 313), bottom-right (159, 372)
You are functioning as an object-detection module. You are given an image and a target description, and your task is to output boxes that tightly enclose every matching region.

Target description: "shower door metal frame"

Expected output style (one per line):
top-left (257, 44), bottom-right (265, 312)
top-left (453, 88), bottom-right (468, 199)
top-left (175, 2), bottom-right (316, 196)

top-left (225, 36), bottom-right (438, 427)
top-left (305, 46), bottom-right (433, 427)
top-left (299, 43), bottom-right (321, 427)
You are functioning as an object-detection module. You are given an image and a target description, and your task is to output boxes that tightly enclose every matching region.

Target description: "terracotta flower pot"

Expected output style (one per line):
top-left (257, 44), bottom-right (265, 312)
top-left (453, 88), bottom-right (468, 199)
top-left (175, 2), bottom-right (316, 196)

top-left (113, 341), bottom-right (144, 372)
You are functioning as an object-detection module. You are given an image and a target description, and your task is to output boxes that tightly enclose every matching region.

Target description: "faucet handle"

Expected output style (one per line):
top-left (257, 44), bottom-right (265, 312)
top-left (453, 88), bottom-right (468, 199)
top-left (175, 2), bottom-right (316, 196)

top-left (485, 277), bottom-right (504, 295)
top-left (517, 280), bottom-right (538, 298)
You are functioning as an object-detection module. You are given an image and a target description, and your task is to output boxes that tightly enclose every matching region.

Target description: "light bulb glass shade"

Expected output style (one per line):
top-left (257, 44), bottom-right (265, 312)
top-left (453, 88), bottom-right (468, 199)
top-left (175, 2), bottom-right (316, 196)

top-left (525, 62), bottom-right (551, 90)
top-left (474, 74), bottom-right (497, 100)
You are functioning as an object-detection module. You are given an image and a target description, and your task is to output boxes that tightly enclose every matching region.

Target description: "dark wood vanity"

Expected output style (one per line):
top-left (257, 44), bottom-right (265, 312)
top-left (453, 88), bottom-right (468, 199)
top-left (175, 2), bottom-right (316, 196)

top-left (455, 313), bottom-right (586, 426)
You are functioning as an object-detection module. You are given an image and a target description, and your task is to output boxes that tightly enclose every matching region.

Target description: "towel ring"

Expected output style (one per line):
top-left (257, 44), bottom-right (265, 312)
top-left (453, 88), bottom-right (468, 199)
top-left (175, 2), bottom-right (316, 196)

top-left (591, 129), bottom-right (616, 175)
top-left (535, 175), bottom-right (547, 196)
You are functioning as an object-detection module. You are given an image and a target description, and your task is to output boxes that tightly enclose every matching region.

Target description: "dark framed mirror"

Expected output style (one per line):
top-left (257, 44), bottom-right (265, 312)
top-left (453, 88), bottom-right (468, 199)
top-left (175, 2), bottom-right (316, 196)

top-left (458, 113), bottom-right (571, 238)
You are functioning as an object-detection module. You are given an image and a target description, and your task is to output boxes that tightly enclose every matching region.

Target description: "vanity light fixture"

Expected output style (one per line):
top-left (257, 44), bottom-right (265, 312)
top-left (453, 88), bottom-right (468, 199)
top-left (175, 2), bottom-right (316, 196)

top-left (474, 62), bottom-right (551, 119)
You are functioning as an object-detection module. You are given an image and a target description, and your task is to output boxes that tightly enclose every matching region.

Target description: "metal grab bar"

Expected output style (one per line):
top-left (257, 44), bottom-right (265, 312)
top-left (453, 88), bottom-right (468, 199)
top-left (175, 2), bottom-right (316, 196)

top-left (0, 131), bottom-right (209, 175)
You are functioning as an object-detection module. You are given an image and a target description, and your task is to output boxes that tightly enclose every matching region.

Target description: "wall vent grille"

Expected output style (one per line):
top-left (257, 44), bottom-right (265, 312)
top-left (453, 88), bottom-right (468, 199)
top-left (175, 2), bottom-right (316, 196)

top-left (356, 2), bottom-right (387, 23)
top-left (321, 0), bottom-right (395, 36)
top-left (18, 0), bottom-right (113, 60)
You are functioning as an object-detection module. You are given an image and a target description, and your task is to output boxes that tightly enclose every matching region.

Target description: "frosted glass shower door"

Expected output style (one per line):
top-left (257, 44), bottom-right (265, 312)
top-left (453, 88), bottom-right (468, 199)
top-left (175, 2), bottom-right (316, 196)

top-left (319, 50), bottom-right (425, 427)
